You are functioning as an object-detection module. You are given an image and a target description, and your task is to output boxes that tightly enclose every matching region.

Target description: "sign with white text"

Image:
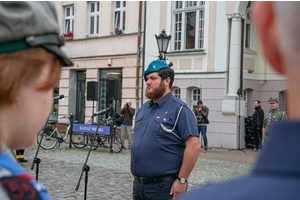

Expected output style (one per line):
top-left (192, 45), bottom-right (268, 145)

top-left (72, 124), bottom-right (110, 135)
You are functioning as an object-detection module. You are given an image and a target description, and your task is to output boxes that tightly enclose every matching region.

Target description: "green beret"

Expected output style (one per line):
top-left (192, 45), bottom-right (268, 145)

top-left (143, 60), bottom-right (169, 80)
top-left (268, 97), bottom-right (278, 103)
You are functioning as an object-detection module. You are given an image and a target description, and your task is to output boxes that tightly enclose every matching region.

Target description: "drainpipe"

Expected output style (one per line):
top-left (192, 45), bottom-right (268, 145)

top-left (141, 1), bottom-right (146, 105)
top-left (136, 1), bottom-right (143, 111)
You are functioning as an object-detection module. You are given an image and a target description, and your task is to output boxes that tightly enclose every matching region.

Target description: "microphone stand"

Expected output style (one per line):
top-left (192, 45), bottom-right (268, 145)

top-left (31, 94), bottom-right (64, 181)
top-left (31, 117), bottom-right (48, 181)
top-left (75, 113), bottom-right (108, 200)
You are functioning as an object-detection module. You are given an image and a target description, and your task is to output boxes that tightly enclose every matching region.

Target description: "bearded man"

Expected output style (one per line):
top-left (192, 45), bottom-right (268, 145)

top-left (130, 60), bottom-right (200, 200)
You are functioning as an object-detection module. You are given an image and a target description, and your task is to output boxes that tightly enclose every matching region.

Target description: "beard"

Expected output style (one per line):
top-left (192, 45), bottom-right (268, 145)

top-left (145, 80), bottom-right (166, 100)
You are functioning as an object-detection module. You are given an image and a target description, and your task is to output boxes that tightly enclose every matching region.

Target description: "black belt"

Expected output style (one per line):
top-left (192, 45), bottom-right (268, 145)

top-left (135, 174), bottom-right (177, 184)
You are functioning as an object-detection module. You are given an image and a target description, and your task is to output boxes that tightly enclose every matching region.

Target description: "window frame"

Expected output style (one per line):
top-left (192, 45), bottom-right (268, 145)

top-left (114, 1), bottom-right (126, 33)
top-left (245, 12), bottom-right (252, 50)
top-left (88, 2), bottom-right (100, 37)
top-left (173, 88), bottom-right (181, 99)
top-left (192, 88), bottom-right (201, 101)
top-left (172, 1), bottom-right (205, 51)
top-left (191, 88), bottom-right (201, 112)
top-left (64, 5), bottom-right (74, 34)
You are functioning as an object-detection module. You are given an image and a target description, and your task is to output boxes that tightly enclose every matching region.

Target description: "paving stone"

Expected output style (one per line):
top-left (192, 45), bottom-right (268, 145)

top-left (21, 142), bottom-right (252, 199)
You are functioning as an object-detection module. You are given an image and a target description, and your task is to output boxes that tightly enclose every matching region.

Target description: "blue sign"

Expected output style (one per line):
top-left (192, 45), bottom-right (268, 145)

top-left (72, 124), bottom-right (110, 135)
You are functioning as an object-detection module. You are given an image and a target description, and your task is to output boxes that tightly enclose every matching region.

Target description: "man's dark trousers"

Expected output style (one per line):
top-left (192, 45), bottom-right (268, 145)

top-left (133, 178), bottom-right (175, 200)
top-left (254, 128), bottom-right (262, 150)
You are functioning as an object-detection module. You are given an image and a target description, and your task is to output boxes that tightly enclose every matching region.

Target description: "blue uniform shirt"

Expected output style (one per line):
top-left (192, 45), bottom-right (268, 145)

top-left (131, 92), bottom-right (199, 178)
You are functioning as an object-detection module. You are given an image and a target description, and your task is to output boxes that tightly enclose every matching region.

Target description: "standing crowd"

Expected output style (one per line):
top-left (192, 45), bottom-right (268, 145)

top-left (251, 97), bottom-right (286, 152)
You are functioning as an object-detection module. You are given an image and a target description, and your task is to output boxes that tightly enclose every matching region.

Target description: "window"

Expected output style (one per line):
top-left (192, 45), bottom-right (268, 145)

top-left (173, 88), bottom-right (181, 99)
top-left (245, 3), bottom-right (253, 50)
top-left (245, 12), bottom-right (252, 49)
top-left (173, 1), bottom-right (205, 51)
top-left (49, 86), bottom-right (59, 121)
top-left (64, 6), bottom-right (74, 34)
top-left (192, 89), bottom-right (201, 101)
top-left (89, 2), bottom-right (99, 36)
top-left (114, 1), bottom-right (126, 33)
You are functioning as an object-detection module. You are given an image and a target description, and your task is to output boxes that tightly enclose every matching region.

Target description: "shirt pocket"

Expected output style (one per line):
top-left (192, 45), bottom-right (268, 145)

top-left (134, 114), bottom-right (144, 131)
top-left (154, 117), bottom-right (175, 134)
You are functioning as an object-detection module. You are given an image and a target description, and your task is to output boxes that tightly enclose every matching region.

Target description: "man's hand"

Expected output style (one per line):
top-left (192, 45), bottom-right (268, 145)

top-left (262, 138), bottom-right (264, 146)
top-left (257, 127), bottom-right (260, 130)
top-left (170, 179), bottom-right (186, 199)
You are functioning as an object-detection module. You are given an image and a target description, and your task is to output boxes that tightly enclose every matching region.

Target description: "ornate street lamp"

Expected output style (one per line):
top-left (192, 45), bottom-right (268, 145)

top-left (155, 29), bottom-right (171, 60)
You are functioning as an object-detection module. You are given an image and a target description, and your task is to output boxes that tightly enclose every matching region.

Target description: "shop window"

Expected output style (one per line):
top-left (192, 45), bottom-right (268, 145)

top-left (98, 69), bottom-right (122, 119)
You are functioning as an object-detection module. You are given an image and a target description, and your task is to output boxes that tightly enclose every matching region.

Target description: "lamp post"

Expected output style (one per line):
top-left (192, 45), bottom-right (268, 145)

top-left (155, 29), bottom-right (171, 60)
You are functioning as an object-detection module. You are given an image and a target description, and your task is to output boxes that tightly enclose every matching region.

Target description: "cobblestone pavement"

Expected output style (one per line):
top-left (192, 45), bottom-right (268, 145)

top-left (20, 142), bottom-right (254, 199)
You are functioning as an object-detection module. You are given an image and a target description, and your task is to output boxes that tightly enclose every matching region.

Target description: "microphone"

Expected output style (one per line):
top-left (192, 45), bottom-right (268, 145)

top-left (92, 108), bottom-right (110, 116)
top-left (53, 94), bottom-right (64, 100)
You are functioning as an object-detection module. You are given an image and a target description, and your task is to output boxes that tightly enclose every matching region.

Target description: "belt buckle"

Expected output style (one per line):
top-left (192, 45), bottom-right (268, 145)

top-left (139, 177), bottom-right (147, 183)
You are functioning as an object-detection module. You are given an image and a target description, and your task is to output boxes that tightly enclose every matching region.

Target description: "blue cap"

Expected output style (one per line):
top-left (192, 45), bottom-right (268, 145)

top-left (143, 60), bottom-right (169, 80)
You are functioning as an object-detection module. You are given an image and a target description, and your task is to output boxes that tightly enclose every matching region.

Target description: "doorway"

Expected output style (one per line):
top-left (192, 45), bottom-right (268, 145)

top-left (76, 71), bottom-right (86, 124)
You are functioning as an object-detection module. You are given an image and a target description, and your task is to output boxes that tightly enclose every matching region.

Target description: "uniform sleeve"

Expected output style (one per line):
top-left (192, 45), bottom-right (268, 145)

top-left (283, 111), bottom-right (288, 121)
top-left (263, 111), bottom-right (268, 128)
top-left (176, 106), bottom-right (199, 142)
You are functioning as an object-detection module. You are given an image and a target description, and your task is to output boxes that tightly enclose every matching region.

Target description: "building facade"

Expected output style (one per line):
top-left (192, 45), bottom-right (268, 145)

top-left (53, 1), bottom-right (144, 125)
top-left (144, 1), bottom-right (287, 149)
top-left (54, 1), bottom-right (287, 149)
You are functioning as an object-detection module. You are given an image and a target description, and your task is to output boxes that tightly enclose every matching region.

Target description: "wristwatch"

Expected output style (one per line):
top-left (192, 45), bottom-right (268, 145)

top-left (177, 176), bottom-right (187, 184)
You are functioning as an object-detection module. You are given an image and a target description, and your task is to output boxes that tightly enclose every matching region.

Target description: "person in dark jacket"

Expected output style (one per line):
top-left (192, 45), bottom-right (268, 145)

top-left (252, 100), bottom-right (264, 151)
top-left (195, 100), bottom-right (209, 152)
top-left (120, 100), bottom-right (135, 149)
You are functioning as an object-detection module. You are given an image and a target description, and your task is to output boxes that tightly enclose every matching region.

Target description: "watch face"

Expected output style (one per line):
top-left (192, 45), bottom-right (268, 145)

top-left (180, 178), bottom-right (186, 184)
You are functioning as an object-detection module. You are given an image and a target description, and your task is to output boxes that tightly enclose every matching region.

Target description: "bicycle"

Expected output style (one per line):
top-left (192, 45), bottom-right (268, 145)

top-left (37, 115), bottom-right (86, 150)
top-left (85, 116), bottom-right (122, 153)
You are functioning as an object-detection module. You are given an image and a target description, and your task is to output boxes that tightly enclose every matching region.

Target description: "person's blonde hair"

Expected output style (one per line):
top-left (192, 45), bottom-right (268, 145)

top-left (0, 47), bottom-right (62, 105)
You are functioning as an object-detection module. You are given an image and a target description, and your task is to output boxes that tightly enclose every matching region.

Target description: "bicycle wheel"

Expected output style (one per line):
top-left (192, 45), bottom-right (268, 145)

top-left (37, 128), bottom-right (58, 150)
top-left (109, 132), bottom-right (122, 153)
top-left (71, 132), bottom-right (86, 148)
top-left (86, 134), bottom-right (98, 150)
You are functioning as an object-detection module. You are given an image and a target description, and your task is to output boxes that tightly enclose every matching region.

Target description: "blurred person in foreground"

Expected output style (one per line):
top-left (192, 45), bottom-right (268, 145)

top-left (131, 60), bottom-right (200, 199)
top-left (0, 2), bottom-right (73, 199)
top-left (179, 1), bottom-right (300, 199)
